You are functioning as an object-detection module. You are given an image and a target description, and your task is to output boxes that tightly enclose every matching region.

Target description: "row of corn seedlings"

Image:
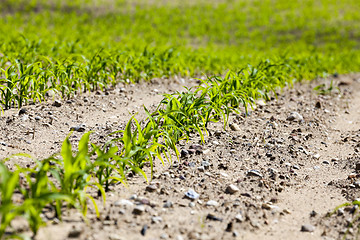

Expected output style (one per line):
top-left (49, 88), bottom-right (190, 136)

top-left (2, 38), bottom-right (359, 113)
top-left (3, 52), bottom-right (355, 239)
top-left (0, 131), bottom-right (147, 239)
top-left (0, 47), bottom-right (194, 112)
top-left (1, 58), bottom-right (293, 239)
top-left (0, 48), bottom-right (188, 111)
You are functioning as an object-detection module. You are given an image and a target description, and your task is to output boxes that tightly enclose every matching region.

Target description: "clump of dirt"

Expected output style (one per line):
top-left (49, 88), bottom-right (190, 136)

top-left (2, 74), bottom-right (360, 240)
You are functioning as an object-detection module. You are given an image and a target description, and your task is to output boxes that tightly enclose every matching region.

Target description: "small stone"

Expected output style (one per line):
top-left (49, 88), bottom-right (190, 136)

top-left (138, 198), bottom-right (152, 206)
top-left (315, 101), bottom-right (321, 109)
top-left (70, 124), bottom-right (86, 132)
top-left (283, 209), bottom-right (291, 214)
top-left (34, 116), bottom-right (42, 121)
top-left (322, 160), bottom-right (330, 165)
top-left (235, 214), bottom-right (244, 222)
top-left (262, 203), bottom-right (272, 210)
top-left (201, 161), bottom-right (210, 169)
top-left (348, 173), bottom-right (357, 179)
top-left (0, 142), bottom-right (7, 147)
top-left (160, 187), bottom-right (169, 195)
top-left (146, 184), bottom-right (158, 192)
top-left (241, 192), bottom-right (252, 198)
top-left (19, 108), bottom-right (27, 115)
top-left (188, 232), bottom-right (200, 239)
top-left (220, 172), bottom-right (229, 178)
top-left (356, 163), bottom-right (360, 171)
top-left (197, 166), bottom-right (205, 172)
top-left (230, 123), bottom-right (241, 131)
top-left (68, 226), bottom-right (83, 238)
top-left (151, 216), bottom-right (163, 224)
top-left (206, 213), bottom-right (223, 222)
top-left (176, 235), bottom-right (184, 240)
top-left (109, 234), bottom-right (123, 240)
top-left (188, 149), bottom-right (196, 155)
top-left (313, 154), bottom-right (321, 159)
top-left (189, 144), bottom-right (203, 154)
top-left (203, 149), bottom-right (211, 155)
top-left (206, 200), bottom-right (219, 207)
top-left (337, 208), bottom-right (345, 216)
top-left (247, 169), bottom-right (263, 178)
top-left (132, 205), bottom-right (145, 215)
top-left (292, 165), bottom-right (300, 170)
top-left (189, 202), bottom-right (196, 208)
top-left (52, 100), bottom-right (62, 107)
top-left (114, 199), bottom-right (134, 208)
top-left (180, 149), bottom-right (189, 158)
top-left (162, 172), bottom-right (170, 178)
top-left (129, 194), bottom-right (138, 200)
top-left (103, 220), bottom-right (112, 226)
top-left (226, 184), bottom-right (239, 194)
top-left (287, 112), bottom-right (303, 122)
top-left (225, 222), bottom-right (233, 232)
top-left (301, 224), bottom-right (315, 232)
top-left (160, 233), bottom-right (168, 239)
top-left (163, 201), bottom-right (173, 208)
top-left (310, 210), bottom-right (317, 217)
top-left (185, 189), bottom-right (200, 200)
top-left (140, 225), bottom-right (148, 236)
top-left (188, 162), bottom-right (196, 168)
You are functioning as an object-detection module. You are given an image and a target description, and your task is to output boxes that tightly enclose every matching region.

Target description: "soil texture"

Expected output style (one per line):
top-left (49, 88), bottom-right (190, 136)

top-left (1, 74), bottom-right (360, 240)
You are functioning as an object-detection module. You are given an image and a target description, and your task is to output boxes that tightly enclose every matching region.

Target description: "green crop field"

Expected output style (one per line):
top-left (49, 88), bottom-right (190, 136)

top-left (1, 0), bottom-right (360, 109)
top-left (1, 0), bottom-right (360, 238)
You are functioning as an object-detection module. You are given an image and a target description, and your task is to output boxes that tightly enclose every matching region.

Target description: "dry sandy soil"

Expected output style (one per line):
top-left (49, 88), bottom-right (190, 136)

top-left (1, 74), bottom-right (360, 240)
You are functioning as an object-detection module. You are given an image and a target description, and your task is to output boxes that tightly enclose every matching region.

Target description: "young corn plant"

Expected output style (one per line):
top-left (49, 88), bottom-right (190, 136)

top-left (49, 132), bottom-right (105, 217)
top-left (314, 80), bottom-right (340, 95)
top-left (92, 143), bottom-right (128, 194)
top-left (19, 159), bottom-right (74, 237)
top-left (0, 162), bottom-right (23, 238)
top-left (154, 89), bottom-right (209, 143)
top-left (143, 106), bottom-right (180, 164)
top-left (111, 115), bottom-right (163, 180)
top-left (0, 66), bottom-right (18, 110)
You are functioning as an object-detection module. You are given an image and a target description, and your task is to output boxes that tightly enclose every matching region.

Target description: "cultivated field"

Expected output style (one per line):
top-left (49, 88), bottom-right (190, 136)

top-left (1, 0), bottom-right (360, 239)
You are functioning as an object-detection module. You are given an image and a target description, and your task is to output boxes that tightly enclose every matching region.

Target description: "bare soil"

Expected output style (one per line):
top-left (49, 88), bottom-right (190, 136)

top-left (1, 74), bottom-right (360, 240)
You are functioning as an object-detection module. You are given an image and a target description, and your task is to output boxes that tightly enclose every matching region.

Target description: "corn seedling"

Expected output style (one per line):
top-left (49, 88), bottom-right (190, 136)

top-left (0, 162), bottom-right (23, 238)
top-left (19, 159), bottom-right (74, 237)
top-left (48, 132), bottom-right (105, 217)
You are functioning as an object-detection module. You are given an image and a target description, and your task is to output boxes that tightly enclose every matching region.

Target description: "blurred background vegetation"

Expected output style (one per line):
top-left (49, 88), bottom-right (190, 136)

top-left (0, 0), bottom-right (360, 104)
